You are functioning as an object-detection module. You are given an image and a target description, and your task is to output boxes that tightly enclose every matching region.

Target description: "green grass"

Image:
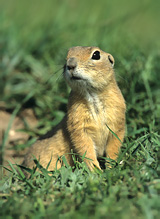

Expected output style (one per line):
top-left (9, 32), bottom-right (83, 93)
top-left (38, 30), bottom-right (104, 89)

top-left (0, 0), bottom-right (160, 218)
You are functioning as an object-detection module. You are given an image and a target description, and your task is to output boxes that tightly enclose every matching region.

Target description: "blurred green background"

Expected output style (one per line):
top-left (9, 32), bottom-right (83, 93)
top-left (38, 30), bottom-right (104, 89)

top-left (0, 0), bottom-right (160, 143)
top-left (0, 0), bottom-right (159, 141)
top-left (0, 1), bottom-right (160, 218)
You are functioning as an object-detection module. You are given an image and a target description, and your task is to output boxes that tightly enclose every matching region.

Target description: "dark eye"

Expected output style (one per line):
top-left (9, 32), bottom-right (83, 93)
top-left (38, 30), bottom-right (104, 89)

top-left (91, 50), bottom-right (100, 60)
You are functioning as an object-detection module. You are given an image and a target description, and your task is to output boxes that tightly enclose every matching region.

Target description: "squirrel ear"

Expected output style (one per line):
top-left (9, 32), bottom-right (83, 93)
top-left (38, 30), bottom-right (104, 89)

top-left (108, 54), bottom-right (114, 67)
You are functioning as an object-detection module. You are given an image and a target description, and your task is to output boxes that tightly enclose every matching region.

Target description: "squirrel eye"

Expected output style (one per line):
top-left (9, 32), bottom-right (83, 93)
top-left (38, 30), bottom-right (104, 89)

top-left (91, 50), bottom-right (100, 60)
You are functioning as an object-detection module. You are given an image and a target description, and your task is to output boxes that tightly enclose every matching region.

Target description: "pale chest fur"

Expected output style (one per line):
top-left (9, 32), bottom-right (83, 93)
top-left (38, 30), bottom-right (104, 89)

top-left (85, 94), bottom-right (109, 156)
top-left (68, 93), bottom-right (110, 157)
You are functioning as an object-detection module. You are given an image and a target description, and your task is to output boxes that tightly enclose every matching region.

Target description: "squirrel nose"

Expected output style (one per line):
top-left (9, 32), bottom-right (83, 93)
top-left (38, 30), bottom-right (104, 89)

top-left (67, 57), bottom-right (77, 72)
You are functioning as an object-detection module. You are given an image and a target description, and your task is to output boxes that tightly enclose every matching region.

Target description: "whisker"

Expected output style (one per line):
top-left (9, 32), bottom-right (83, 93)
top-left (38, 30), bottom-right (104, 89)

top-left (115, 73), bottom-right (128, 87)
top-left (45, 66), bottom-right (64, 85)
top-left (55, 72), bottom-right (63, 82)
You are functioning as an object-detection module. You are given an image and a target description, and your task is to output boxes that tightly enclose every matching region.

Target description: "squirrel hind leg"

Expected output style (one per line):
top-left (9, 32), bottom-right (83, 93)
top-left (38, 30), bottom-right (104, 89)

top-left (105, 129), bottom-right (125, 164)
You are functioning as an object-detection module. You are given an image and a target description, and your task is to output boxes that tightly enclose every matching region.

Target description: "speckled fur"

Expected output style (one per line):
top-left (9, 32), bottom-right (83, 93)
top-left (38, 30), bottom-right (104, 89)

top-left (23, 46), bottom-right (126, 171)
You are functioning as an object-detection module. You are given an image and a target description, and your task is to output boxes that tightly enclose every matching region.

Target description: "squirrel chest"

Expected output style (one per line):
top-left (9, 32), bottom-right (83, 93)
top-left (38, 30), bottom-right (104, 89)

top-left (67, 93), bottom-right (109, 157)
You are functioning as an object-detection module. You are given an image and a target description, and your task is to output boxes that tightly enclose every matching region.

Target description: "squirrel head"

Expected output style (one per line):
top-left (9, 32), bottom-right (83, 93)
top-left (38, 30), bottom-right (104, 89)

top-left (64, 46), bottom-right (115, 94)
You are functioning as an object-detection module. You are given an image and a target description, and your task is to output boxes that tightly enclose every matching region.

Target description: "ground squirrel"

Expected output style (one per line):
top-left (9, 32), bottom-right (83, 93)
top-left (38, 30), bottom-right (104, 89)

top-left (23, 46), bottom-right (126, 172)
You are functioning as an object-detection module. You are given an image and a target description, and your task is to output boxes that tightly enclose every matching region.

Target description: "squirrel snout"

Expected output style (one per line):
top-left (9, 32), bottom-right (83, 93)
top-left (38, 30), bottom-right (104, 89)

top-left (67, 57), bottom-right (77, 73)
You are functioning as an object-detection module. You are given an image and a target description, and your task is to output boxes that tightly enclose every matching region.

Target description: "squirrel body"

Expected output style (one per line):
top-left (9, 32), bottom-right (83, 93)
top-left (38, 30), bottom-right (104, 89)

top-left (23, 46), bottom-right (126, 171)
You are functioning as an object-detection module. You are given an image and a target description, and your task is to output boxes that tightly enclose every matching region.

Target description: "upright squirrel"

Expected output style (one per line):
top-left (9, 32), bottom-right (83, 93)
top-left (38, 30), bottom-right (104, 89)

top-left (23, 46), bottom-right (126, 171)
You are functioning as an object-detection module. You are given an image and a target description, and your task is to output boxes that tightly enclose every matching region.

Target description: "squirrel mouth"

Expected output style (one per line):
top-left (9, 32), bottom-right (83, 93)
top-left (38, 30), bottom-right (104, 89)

top-left (71, 76), bottom-right (82, 80)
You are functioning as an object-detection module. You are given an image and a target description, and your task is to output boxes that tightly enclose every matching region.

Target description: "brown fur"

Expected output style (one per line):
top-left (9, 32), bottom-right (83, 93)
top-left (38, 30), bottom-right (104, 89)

top-left (22, 46), bottom-right (126, 171)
